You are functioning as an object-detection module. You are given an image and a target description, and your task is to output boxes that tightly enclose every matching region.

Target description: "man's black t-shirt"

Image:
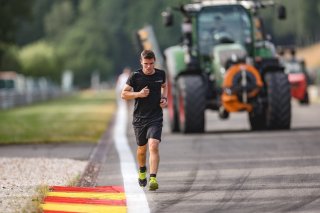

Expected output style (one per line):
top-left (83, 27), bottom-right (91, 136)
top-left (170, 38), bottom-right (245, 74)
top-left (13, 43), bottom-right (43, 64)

top-left (126, 68), bottom-right (166, 125)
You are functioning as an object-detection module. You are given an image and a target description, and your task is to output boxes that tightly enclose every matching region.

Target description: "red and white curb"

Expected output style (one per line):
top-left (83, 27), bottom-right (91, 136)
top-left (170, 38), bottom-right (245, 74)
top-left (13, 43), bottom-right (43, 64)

top-left (42, 186), bottom-right (126, 213)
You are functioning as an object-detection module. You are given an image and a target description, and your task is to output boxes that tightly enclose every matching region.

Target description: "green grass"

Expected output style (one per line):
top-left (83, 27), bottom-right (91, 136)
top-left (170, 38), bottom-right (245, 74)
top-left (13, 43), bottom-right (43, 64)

top-left (0, 90), bottom-right (116, 144)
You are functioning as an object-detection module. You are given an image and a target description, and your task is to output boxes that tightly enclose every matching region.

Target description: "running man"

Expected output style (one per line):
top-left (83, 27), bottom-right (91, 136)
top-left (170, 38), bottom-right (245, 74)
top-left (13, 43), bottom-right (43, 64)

top-left (121, 50), bottom-right (167, 191)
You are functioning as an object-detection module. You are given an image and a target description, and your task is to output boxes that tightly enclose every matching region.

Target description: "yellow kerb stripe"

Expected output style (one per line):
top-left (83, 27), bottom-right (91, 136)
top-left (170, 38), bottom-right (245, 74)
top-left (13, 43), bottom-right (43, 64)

top-left (42, 203), bottom-right (126, 213)
top-left (47, 192), bottom-right (125, 200)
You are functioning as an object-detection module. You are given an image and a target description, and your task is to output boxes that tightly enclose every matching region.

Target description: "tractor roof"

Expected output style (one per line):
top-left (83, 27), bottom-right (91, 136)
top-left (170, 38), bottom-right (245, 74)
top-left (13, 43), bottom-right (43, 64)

top-left (186, 0), bottom-right (274, 12)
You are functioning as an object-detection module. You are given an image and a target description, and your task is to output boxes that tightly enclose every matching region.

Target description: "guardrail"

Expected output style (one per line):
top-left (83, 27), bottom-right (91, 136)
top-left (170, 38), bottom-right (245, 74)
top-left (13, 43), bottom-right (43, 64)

top-left (0, 71), bottom-right (74, 110)
top-left (0, 89), bottom-right (66, 109)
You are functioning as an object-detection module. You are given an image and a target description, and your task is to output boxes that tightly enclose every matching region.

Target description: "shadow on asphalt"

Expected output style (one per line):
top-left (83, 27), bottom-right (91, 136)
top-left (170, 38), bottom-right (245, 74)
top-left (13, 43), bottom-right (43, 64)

top-left (168, 126), bottom-right (320, 135)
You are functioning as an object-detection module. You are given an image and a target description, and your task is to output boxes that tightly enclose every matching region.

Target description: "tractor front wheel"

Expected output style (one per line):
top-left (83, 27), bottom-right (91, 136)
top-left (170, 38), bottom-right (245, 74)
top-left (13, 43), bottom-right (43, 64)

top-left (249, 72), bottom-right (291, 130)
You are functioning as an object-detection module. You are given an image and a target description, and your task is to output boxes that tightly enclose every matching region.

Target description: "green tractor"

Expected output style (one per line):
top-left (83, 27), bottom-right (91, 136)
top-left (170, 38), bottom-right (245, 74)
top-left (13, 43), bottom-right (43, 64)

top-left (161, 0), bottom-right (291, 133)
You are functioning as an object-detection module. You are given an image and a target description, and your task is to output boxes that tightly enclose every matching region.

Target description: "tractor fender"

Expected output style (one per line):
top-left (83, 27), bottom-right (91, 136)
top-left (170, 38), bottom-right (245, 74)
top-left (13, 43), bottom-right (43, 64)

top-left (255, 57), bottom-right (285, 75)
top-left (164, 45), bottom-right (187, 81)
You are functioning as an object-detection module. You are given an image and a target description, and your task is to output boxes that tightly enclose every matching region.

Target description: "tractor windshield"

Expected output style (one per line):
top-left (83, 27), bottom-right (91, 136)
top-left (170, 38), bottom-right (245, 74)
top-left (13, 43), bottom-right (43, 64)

top-left (197, 5), bottom-right (252, 56)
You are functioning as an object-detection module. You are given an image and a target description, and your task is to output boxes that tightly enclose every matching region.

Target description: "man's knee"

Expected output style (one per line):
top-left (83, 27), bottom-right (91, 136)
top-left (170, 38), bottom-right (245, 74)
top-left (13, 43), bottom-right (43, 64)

top-left (137, 144), bottom-right (147, 154)
top-left (149, 138), bottom-right (159, 152)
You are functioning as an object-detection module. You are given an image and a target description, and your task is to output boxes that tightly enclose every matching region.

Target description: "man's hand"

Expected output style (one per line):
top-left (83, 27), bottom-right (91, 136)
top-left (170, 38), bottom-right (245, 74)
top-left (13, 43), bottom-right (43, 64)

top-left (139, 86), bottom-right (150, 98)
top-left (160, 97), bottom-right (168, 108)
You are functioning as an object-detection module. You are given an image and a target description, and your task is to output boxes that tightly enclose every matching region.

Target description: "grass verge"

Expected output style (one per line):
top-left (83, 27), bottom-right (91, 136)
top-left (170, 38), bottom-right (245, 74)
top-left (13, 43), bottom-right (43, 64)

top-left (31, 175), bottom-right (81, 213)
top-left (0, 90), bottom-right (116, 144)
top-left (29, 185), bottom-right (50, 213)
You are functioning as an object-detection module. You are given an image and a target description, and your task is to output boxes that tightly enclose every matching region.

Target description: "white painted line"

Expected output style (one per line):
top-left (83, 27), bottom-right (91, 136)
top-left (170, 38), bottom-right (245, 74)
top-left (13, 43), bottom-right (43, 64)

top-left (113, 100), bottom-right (150, 213)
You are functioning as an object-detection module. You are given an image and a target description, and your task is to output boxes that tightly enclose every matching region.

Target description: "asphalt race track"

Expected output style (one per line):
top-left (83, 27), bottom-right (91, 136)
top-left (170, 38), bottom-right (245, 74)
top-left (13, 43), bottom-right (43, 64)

top-left (2, 100), bottom-right (320, 213)
top-left (126, 101), bottom-right (320, 213)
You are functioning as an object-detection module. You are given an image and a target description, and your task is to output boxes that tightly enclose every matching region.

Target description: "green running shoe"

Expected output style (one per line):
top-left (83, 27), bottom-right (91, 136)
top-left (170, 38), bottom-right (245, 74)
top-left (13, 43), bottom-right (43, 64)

top-left (149, 177), bottom-right (158, 191)
top-left (138, 170), bottom-right (147, 187)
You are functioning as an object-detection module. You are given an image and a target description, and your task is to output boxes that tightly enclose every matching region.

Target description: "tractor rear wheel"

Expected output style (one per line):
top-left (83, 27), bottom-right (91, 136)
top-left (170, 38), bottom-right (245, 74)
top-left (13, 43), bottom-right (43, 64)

top-left (265, 72), bottom-right (291, 129)
top-left (177, 75), bottom-right (206, 133)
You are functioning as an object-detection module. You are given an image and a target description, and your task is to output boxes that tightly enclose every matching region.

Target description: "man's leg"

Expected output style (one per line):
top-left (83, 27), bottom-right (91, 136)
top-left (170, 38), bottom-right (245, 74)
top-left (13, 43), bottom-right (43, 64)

top-left (137, 144), bottom-right (147, 168)
top-left (137, 144), bottom-right (148, 187)
top-left (148, 138), bottom-right (160, 190)
top-left (148, 138), bottom-right (160, 174)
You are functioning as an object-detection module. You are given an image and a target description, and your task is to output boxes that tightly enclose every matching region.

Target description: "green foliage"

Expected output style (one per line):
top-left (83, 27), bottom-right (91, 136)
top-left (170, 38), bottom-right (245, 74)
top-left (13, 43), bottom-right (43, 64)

top-left (0, 0), bottom-right (189, 86)
top-left (0, 43), bottom-right (21, 71)
top-left (55, 16), bottom-right (113, 87)
top-left (0, 0), bottom-right (34, 69)
top-left (44, 1), bottom-right (75, 41)
top-left (15, 0), bottom-right (54, 45)
top-left (0, 0), bottom-right (34, 43)
top-left (300, 0), bottom-right (320, 44)
top-left (19, 41), bottom-right (60, 81)
top-left (262, 0), bottom-right (320, 45)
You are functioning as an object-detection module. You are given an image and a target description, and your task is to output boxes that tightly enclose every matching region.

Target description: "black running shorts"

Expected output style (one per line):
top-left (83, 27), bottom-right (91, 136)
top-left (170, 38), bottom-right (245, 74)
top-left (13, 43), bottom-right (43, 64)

top-left (133, 120), bottom-right (163, 146)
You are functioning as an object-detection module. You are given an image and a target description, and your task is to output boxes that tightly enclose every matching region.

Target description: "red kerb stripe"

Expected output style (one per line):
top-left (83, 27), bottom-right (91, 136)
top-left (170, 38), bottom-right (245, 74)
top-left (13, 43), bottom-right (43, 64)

top-left (50, 186), bottom-right (124, 193)
top-left (44, 196), bottom-right (126, 206)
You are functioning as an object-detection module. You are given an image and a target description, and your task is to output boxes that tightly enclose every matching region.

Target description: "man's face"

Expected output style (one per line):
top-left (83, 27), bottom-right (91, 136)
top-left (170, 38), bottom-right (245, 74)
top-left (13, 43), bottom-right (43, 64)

top-left (141, 58), bottom-right (155, 75)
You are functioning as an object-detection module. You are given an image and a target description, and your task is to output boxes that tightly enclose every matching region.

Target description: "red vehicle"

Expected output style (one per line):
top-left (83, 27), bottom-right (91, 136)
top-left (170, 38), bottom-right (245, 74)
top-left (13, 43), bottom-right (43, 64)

top-left (284, 60), bottom-right (309, 104)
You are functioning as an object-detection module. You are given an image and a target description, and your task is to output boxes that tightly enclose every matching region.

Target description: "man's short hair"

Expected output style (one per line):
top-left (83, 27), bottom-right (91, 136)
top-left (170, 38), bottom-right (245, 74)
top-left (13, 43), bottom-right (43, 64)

top-left (141, 50), bottom-right (156, 60)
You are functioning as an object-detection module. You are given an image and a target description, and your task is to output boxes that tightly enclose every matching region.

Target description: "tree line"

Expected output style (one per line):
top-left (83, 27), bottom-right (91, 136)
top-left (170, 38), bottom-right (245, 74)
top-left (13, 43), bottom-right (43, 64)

top-left (262, 0), bottom-right (320, 46)
top-left (0, 0), bottom-right (319, 88)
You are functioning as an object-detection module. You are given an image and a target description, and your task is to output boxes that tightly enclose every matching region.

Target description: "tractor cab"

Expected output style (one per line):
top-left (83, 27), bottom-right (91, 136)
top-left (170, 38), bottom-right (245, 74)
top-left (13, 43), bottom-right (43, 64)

top-left (197, 5), bottom-right (252, 59)
top-left (195, 4), bottom-right (253, 86)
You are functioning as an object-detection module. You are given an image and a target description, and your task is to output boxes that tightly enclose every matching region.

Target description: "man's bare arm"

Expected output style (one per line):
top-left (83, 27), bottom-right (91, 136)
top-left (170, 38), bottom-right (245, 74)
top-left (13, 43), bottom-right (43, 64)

top-left (160, 82), bottom-right (168, 108)
top-left (121, 84), bottom-right (149, 100)
top-left (161, 82), bottom-right (168, 98)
